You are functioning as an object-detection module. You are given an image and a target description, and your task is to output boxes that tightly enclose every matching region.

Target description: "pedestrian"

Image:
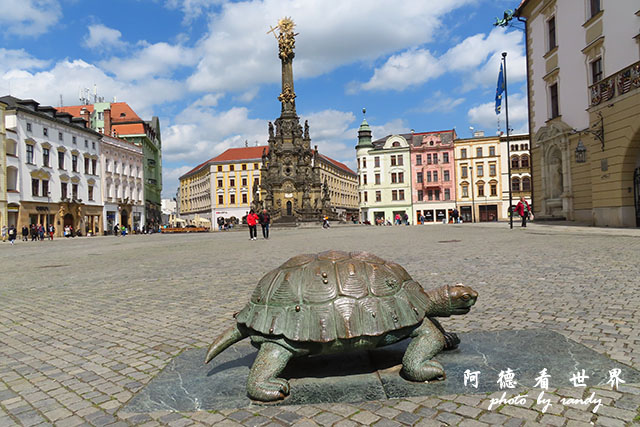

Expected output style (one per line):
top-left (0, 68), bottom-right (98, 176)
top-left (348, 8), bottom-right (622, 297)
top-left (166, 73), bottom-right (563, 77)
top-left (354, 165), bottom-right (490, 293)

top-left (403, 212), bottom-right (409, 226)
top-left (8, 224), bottom-right (16, 245)
top-left (1, 225), bottom-right (6, 242)
top-left (38, 224), bottom-right (45, 240)
top-left (246, 209), bottom-right (259, 240)
top-left (217, 216), bottom-right (225, 231)
top-left (114, 223), bottom-right (119, 236)
top-left (258, 209), bottom-right (271, 239)
top-left (394, 213), bottom-right (401, 225)
top-left (22, 225), bottom-right (29, 241)
top-left (322, 215), bottom-right (330, 229)
top-left (48, 224), bottom-right (55, 240)
top-left (515, 196), bottom-right (532, 227)
top-left (30, 224), bottom-right (37, 241)
top-left (419, 214), bottom-right (425, 225)
top-left (121, 225), bottom-right (126, 236)
top-left (452, 208), bottom-right (459, 224)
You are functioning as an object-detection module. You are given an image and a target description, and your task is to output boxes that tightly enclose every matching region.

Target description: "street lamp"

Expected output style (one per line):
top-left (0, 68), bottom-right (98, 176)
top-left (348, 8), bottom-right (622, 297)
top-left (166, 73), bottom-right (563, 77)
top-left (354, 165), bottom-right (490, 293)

top-left (47, 191), bottom-right (51, 230)
top-left (469, 166), bottom-right (475, 223)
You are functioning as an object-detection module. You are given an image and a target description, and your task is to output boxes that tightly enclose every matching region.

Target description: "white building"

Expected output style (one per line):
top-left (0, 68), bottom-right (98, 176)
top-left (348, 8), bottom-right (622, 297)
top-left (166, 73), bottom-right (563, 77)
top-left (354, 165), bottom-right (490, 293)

top-left (1, 95), bottom-right (103, 236)
top-left (101, 134), bottom-right (145, 233)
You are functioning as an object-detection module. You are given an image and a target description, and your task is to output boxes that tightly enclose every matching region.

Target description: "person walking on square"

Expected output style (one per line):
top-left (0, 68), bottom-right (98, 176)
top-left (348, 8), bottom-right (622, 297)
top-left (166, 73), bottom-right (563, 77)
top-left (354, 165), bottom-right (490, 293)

top-left (515, 196), bottom-right (532, 227)
top-left (114, 223), bottom-right (119, 236)
top-left (22, 225), bottom-right (29, 241)
top-left (1, 225), bottom-right (6, 242)
top-left (258, 209), bottom-right (271, 239)
top-left (30, 224), bottom-right (38, 241)
top-left (48, 224), bottom-right (55, 240)
top-left (247, 209), bottom-right (259, 240)
top-left (38, 224), bottom-right (45, 241)
top-left (403, 212), bottom-right (409, 226)
top-left (452, 208), bottom-right (459, 224)
top-left (8, 225), bottom-right (16, 245)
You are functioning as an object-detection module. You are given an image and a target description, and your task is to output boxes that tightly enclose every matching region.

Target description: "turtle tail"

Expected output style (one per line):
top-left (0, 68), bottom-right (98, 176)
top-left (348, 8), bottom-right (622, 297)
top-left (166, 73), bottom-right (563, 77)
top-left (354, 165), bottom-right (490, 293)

top-left (204, 324), bottom-right (248, 364)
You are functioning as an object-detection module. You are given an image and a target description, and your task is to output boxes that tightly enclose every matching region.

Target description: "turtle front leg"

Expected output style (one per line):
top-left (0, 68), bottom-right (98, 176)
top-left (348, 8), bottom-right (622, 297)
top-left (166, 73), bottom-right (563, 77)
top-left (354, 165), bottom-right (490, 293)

top-left (402, 319), bottom-right (446, 382)
top-left (430, 317), bottom-right (460, 350)
top-left (247, 342), bottom-right (293, 402)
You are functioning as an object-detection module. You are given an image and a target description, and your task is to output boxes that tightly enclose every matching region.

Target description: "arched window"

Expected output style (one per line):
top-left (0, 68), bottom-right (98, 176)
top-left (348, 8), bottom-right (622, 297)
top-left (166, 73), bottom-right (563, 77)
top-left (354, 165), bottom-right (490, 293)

top-left (511, 177), bottom-right (521, 192)
top-left (511, 155), bottom-right (520, 169)
top-left (521, 154), bottom-right (530, 168)
top-left (392, 141), bottom-right (400, 147)
top-left (522, 177), bottom-right (531, 191)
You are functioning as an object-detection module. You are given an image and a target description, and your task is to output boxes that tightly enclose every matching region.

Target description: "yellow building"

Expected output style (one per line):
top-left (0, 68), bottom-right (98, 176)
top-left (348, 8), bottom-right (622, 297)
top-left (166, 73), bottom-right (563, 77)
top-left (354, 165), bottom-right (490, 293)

top-left (516, 0), bottom-right (640, 226)
top-left (316, 154), bottom-right (358, 220)
top-left (454, 134), bottom-right (504, 222)
top-left (0, 101), bottom-right (6, 231)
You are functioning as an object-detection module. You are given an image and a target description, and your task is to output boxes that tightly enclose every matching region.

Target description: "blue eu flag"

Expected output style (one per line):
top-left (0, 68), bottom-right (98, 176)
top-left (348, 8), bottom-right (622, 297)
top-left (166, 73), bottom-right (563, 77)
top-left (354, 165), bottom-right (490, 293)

top-left (495, 63), bottom-right (504, 115)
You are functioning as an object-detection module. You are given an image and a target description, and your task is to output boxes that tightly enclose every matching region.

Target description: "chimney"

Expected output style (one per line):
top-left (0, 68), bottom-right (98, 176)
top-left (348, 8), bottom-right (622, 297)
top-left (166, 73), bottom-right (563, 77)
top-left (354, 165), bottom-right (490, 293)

top-left (80, 108), bottom-right (90, 127)
top-left (473, 130), bottom-right (485, 137)
top-left (103, 108), bottom-right (112, 135)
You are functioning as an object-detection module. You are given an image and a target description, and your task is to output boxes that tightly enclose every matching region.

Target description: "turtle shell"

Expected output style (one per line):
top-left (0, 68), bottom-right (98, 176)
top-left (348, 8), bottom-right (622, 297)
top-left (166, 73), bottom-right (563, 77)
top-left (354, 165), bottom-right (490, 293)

top-left (235, 250), bottom-right (430, 342)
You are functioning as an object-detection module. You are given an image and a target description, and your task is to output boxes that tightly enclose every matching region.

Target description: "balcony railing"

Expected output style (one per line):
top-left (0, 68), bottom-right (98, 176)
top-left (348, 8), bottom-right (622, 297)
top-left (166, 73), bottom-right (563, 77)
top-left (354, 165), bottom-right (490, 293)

top-left (590, 60), bottom-right (640, 106)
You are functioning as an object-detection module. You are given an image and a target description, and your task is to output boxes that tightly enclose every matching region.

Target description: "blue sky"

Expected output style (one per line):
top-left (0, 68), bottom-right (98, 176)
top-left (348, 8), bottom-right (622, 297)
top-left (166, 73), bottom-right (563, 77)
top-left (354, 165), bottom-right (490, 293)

top-left (0, 0), bottom-right (528, 198)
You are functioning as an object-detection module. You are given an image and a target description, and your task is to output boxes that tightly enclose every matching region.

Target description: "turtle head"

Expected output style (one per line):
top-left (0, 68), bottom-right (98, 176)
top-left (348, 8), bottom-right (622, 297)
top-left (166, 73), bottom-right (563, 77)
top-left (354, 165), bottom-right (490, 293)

top-left (447, 283), bottom-right (478, 315)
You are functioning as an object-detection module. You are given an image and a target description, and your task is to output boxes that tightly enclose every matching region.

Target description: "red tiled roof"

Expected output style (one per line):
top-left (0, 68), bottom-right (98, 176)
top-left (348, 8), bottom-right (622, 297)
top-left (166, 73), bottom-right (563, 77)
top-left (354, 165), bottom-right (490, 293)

top-left (57, 102), bottom-right (142, 122)
top-left (318, 153), bottom-right (356, 175)
top-left (56, 105), bottom-right (94, 117)
top-left (113, 123), bottom-right (145, 135)
top-left (180, 146), bottom-right (269, 179)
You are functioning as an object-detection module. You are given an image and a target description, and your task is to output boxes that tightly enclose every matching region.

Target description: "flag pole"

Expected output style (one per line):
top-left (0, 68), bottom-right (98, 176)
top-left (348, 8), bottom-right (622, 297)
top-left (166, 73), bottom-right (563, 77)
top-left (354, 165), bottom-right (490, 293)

top-left (502, 52), bottom-right (514, 229)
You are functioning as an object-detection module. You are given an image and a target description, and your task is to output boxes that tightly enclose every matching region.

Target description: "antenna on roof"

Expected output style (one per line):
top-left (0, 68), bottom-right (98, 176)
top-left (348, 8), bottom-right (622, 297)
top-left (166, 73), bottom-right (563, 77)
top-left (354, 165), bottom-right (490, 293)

top-left (59, 94), bottom-right (63, 107)
top-left (255, 140), bottom-right (258, 146)
top-left (245, 139), bottom-right (248, 147)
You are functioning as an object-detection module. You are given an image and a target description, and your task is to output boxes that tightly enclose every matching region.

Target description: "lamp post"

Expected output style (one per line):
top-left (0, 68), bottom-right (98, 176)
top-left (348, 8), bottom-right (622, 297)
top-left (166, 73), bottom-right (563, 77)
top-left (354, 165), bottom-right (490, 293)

top-left (469, 166), bottom-right (475, 223)
top-left (47, 191), bottom-right (51, 230)
top-left (502, 52), bottom-right (514, 229)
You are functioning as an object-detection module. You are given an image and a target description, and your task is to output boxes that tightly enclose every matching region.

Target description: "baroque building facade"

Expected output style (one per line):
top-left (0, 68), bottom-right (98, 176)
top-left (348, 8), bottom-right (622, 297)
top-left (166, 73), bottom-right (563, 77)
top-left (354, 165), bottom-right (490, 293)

top-left (1, 95), bottom-right (103, 236)
top-left (516, 0), bottom-right (640, 226)
top-left (316, 154), bottom-right (358, 220)
top-left (0, 101), bottom-right (6, 230)
top-left (504, 134), bottom-right (532, 214)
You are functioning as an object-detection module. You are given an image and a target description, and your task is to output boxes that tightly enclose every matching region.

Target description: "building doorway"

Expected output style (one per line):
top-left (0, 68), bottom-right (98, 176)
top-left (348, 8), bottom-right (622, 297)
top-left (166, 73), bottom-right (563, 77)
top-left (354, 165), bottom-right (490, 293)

top-left (121, 210), bottom-right (129, 229)
top-left (479, 205), bottom-right (498, 222)
top-left (460, 206), bottom-right (472, 223)
top-left (634, 167), bottom-right (640, 227)
top-left (286, 201), bottom-right (292, 216)
top-left (63, 213), bottom-right (73, 228)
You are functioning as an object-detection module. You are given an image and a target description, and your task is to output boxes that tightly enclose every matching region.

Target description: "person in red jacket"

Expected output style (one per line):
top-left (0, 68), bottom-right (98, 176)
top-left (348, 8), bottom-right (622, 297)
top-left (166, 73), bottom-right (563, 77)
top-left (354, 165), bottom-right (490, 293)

top-left (246, 209), bottom-right (259, 240)
top-left (515, 196), bottom-right (532, 227)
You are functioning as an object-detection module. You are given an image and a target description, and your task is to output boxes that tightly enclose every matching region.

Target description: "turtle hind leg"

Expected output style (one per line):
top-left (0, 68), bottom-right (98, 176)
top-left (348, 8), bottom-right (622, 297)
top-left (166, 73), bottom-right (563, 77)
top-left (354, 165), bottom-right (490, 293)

top-left (247, 342), bottom-right (293, 402)
top-left (401, 319), bottom-right (446, 382)
top-left (430, 318), bottom-right (460, 350)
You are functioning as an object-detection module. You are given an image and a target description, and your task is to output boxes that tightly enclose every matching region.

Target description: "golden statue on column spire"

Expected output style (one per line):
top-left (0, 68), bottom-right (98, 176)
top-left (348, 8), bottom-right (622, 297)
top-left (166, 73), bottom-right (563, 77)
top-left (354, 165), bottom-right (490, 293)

top-left (268, 17), bottom-right (298, 61)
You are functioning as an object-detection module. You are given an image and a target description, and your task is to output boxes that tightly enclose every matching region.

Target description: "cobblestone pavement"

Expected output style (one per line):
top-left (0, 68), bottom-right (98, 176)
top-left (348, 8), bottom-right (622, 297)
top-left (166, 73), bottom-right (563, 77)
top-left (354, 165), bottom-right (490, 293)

top-left (1, 222), bottom-right (639, 426)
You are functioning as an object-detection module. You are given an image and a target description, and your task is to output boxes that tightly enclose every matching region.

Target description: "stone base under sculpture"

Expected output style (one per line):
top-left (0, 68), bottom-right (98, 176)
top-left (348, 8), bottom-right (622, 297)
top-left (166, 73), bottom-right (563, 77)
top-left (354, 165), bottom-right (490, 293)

top-left (123, 329), bottom-right (640, 412)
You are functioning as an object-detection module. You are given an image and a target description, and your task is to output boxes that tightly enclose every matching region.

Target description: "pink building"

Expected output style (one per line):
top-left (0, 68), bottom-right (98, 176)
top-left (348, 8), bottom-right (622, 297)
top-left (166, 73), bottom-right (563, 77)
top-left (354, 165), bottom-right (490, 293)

top-left (410, 130), bottom-right (457, 223)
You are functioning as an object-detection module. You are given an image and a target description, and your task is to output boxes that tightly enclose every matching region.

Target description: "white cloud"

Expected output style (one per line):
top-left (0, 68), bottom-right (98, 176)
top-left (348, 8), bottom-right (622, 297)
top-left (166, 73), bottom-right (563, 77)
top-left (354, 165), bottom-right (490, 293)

top-left (0, 0), bottom-right (62, 37)
top-left (164, 0), bottom-right (224, 23)
top-left (356, 26), bottom-right (525, 92)
top-left (410, 91), bottom-right (465, 114)
top-left (84, 24), bottom-right (126, 50)
top-left (187, 0), bottom-right (475, 92)
top-left (162, 165), bottom-right (192, 196)
top-left (467, 92), bottom-right (528, 133)
top-left (0, 48), bottom-right (50, 74)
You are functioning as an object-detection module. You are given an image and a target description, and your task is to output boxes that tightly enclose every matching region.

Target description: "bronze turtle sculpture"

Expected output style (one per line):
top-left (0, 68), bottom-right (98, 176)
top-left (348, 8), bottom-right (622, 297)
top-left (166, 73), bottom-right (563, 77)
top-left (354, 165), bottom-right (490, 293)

top-left (205, 250), bottom-right (478, 402)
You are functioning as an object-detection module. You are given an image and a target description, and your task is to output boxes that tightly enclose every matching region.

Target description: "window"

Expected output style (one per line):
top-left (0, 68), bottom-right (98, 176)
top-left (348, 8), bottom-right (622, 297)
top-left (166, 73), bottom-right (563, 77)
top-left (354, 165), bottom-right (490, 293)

top-left (521, 155), bottom-right (530, 168)
top-left (242, 178), bottom-right (247, 187)
top-left (229, 178), bottom-right (235, 187)
top-left (242, 193), bottom-right (248, 204)
top-left (416, 155), bottom-right (422, 165)
top-left (433, 154), bottom-right (438, 164)
top-left (92, 159), bottom-right (97, 174)
top-left (363, 174), bottom-right (368, 185)
top-left (26, 144), bottom-right (34, 164)
top-left (254, 178), bottom-right (259, 187)
top-left (26, 123), bottom-right (32, 132)
top-left (72, 155), bottom-right (78, 172)
top-left (392, 141), bottom-right (400, 147)
top-left (364, 191), bottom-right (368, 202)
top-left (489, 146), bottom-right (496, 156)
top-left (58, 132), bottom-right (63, 141)
top-left (43, 148), bottom-right (50, 167)
top-left (71, 136), bottom-right (76, 145)
top-left (61, 182), bottom-right (68, 198)
top-left (218, 195), bottom-right (224, 204)
top-left (590, 0), bottom-right (600, 18)
top-left (512, 177), bottom-right (521, 192)
top-left (427, 171), bottom-right (432, 182)
top-left (374, 156), bottom-right (380, 167)
top-left (42, 180), bottom-right (49, 197)
top-left (417, 190), bottom-right (423, 201)
top-left (477, 164), bottom-right (484, 177)
top-left (548, 16), bottom-right (556, 51)
top-left (362, 158), bottom-right (366, 168)
top-left (461, 148), bottom-right (467, 159)
top-left (357, 158), bottom-right (360, 169)
top-left (398, 172), bottom-right (404, 183)
top-left (397, 155), bottom-right (403, 166)
top-left (444, 189), bottom-right (450, 200)
top-left (490, 183), bottom-right (497, 196)
top-left (375, 191), bottom-right (381, 202)
top-left (217, 179), bottom-right (223, 187)
top-left (43, 127), bottom-right (48, 137)
top-left (72, 184), bottom-right (78, 200)
top-left (399, 190), bottom-right (404, 200)
top-left (390, 156), bottom-right (396, 166)
top-left (85, 140), bottom-right (89, 148)
top-left (522, 177), bottom-right (531, 191)
top-left (550, 83), bottom-right (559, 118)
top-left (88, 185), bottom-right (94, 201)
top-left (443, 152), bottom-right (449, 163)
top-left (476, 147), bottom-right (483, 158)
top-left (433, 171), bottom-right (438, 182)
top-left (229, 165), bottom-right (234, 171)
top-left (477, 183), bottom-right (484, 197)
top-left (84, 157), bottom-right (90, 173)
top-left (443, 170), bottom-right (450, 181)
top-left (242, 164), bottom-right (247, 170)
top-left (434, 189), bottom-right (440, 200)
top-left (490, 163), bottom-right (497, 176)
top-left (511, 156), bottom-right (520, 169)
top-left (427, 154), bottom-right (432, 164)
top-left (375, 173), bottom-right (381, 185)
top-left (254, 163), bottom-right (258, 169)
top-left (427, 190), bottom-right (433, 201)
top-left (417, 172), bottom-right (423, 184)
top-left (391, 173), bottom-right (396, 184)
top-left (462, 185), bottom-right (469, 197)
top-left (218, 165), bottom-right (223, 172)
top-left (392, 190), bottom-right (397, 201)
top-left (230, 194), bottom-right (235, 204)
top-left (591, 58), bottom-right (602, 84)
top-left (461, 166), bottom-right (468, 178)
top-left (32, 178), bottom-right (39, 196)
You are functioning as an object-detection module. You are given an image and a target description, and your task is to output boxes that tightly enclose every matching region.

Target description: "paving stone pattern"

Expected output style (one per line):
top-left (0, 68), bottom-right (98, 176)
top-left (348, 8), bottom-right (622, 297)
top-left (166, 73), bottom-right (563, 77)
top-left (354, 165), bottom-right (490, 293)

top-left (1, 222), bottom-right (640, 426)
